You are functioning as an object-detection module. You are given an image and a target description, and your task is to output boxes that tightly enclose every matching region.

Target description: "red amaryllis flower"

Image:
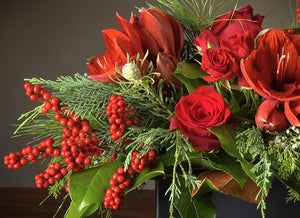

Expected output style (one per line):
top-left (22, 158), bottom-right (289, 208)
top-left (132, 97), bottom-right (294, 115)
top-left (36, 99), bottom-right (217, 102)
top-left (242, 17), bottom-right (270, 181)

top-left (241, 29), bottom-right (300, 127)
top-left (170, 85), bottom-right (232, 151)
top-left (87, 14), bottom-right (144, 82)
top-left (87, 8), bottom-right (184, 86)
top-left (211, 5), bottom-right (263, 42)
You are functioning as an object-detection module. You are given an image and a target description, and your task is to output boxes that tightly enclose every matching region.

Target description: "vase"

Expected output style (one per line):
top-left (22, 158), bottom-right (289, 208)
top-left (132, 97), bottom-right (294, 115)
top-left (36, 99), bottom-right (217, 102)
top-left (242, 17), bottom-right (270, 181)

top-left (156, 178), bottom-right (300, 218)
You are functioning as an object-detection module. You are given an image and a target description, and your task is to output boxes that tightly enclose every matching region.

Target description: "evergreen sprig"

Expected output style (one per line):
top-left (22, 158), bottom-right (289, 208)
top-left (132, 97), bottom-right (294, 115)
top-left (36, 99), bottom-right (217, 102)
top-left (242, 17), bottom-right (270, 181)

top-left (236, 125), bottom-right (273, 218)
top-left (267, 127), bottom-right (300, 181)
top-left (27, 74), bottom-right (117, 119)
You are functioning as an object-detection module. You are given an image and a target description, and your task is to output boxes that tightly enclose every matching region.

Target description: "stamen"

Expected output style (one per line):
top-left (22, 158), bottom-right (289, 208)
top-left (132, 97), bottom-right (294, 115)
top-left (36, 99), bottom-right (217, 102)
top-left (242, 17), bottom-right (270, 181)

top-left (276, 46), bottom-right (289, 88)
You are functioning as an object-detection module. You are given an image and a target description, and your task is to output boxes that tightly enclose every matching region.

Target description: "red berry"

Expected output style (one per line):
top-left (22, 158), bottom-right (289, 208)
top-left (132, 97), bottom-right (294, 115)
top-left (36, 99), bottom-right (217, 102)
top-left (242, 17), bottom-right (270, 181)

top-left (29, 94), bottom-right (37, 101)
top-left (50, 97), bottom-right (59, 106)
top-left (24, 82), bottom-right (31, 89)
top-left (60, 117), bottom-right (68, 126)
top-left (43, 93), bottom-right (51, 101)
top-left (33, 84), bottom-right (41, 94)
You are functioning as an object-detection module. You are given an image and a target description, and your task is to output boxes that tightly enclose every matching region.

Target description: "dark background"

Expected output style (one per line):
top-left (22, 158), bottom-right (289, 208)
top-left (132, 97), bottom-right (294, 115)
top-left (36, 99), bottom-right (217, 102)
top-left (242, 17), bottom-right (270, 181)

top-left (0, 0), bottom-right (298, 217)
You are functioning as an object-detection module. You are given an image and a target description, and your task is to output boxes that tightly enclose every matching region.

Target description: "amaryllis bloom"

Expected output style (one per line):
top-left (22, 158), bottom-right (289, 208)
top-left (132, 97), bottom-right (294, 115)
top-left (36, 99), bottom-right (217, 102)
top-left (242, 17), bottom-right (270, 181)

top-left (170, 85), bottom-right (232, 151)
top-left (211, 5), bottom-right (264, 42)
top-left (241, 29), bottom-right (300, 127)
top-left (87, 8), bottom-right (184, 86)
top-left (87, 14), bottom-right (144, 82)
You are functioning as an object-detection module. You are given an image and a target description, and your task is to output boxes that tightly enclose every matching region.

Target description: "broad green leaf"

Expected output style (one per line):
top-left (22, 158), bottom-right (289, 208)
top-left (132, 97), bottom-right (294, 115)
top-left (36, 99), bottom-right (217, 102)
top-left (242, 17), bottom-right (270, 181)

top-left (125, 161), bottom-right (164, 194)
top-left (174, 62), bottom-right (208, 79)
top-left (174, 178), bottom-right (216, 218)
top-left (174, 74), bottom-right (205, 94)
top-left (81, 202), bottom-right (101, 217)
top-left (65, 201), bottom-right (89, 218)
top-left (192, 171), bottom-right (261, 204)
top-left (69, 158), bottom-right (124, 211)
top-left (209, 124), bottom-right (240, 159)
top-left (159, 149), bottom-right (203, 168)
top-left (209, 124), bottom-right (258, 182)
top-left (206, 150), bottom-right (248, 187)
top-left (173, 61), bottom-right (208, 93)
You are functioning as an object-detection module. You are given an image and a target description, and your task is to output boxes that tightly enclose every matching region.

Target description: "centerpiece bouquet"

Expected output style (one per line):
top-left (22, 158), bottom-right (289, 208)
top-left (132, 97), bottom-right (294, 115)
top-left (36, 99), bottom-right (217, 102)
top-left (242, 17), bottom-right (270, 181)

top-left (4, 0), bottom-right (300, 217)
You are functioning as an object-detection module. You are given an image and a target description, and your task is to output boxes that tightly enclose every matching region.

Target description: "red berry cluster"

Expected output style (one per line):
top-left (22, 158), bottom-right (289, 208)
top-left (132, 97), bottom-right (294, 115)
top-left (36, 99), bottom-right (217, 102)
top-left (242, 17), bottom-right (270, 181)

top-left (4, 151), bottom-right (28, 170)
top-left (24, 82), bottom-right (51, 102)
top-left (130, 150), bottom-right (157, 173)
top-left (106, 95), bottom-right (140, 142)
top-left (35, 162), bottom-right (68, 188)
top-left (104, 150), bottom-right (157, 210)
top-left (3, 138), bottom-right (58, 169)
top-left (104, 167), bottom-right (133, 210)
top-left (5, 82), bottom-right (104, 189)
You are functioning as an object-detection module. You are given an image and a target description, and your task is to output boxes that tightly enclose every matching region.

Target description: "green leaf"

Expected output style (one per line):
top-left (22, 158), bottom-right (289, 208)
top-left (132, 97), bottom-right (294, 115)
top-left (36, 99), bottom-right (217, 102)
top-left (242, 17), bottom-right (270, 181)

top-left (174, 178), bottom-right (216, 218)
top-left (69, 158), bottom-right (124, 212)
top-left (192, 171), bottom-right (261, 204)
top-left (65, 201), bottom-right (89, 218)
top-left (173, 62), bottom-right (207, 93)
top-left (206, 150), bottom-right (248, 187)
top-left (125, 161), bottom-right (164, 194)
top-left (209, 124), bottom-right (240, 159)
top-left (81, 202), bottom-right (101, 217)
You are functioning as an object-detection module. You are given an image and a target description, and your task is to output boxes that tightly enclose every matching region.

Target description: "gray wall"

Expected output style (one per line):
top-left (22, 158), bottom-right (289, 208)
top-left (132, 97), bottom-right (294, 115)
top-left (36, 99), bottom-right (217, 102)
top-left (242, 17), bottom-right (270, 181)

top-left (0, 0), bottom-right (294, 187)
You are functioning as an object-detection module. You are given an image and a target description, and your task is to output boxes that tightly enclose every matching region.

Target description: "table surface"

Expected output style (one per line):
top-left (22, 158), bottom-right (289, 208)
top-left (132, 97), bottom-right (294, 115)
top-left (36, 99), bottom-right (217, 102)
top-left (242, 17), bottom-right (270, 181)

top-left (0, 188), bottom-right (155, 218)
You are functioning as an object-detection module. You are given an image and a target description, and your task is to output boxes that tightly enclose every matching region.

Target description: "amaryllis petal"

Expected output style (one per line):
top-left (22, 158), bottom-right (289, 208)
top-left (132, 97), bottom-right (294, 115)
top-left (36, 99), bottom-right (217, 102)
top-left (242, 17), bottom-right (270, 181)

top-left (116, 13), bottom-right (144, 56)
top-left (255, 99), bottom-right (289, 131)
top-left (149, 8), bottom-right (184, 59)
top-left (138, 8), bottom-right (176, 57)
top-left (156, 52), bottom-right (181, 89)
top-left (102, 29), bottom-right (129, 62)
top-left (285, 100), bottom-right (300, 127)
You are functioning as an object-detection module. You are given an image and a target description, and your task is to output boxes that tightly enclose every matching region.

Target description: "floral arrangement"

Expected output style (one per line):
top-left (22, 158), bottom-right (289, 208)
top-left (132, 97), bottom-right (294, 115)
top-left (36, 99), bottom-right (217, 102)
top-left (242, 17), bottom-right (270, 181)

top-left (4, 0), bottom-right (300, 217)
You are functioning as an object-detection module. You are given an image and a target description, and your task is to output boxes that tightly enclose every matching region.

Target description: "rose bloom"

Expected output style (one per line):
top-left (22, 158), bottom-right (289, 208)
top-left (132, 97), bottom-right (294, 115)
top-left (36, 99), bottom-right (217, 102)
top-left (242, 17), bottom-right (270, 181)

top-left (170, 85), bottom-right (232, 151)
top-left (241, 29), bottom-right (300, 129)
top-left (221, 31), bottom-right (255, 86)
top-left (201, 48), bottom-right (239, 82)
top-left (211, 4), bottom-right (264, 42)
top-left (87, 8), bottom-right (183, 87)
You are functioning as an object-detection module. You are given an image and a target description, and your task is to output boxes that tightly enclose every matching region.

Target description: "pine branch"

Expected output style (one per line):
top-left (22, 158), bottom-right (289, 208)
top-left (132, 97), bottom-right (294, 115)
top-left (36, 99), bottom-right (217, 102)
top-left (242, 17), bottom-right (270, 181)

top-left (286, 187), bottom-right (300, 203)
top-left (26, 74), bottom-right (118, 119)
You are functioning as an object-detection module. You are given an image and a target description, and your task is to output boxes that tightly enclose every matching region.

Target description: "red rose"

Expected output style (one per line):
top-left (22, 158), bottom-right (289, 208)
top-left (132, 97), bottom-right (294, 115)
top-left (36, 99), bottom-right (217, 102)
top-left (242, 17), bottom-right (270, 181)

top-left (201, 48), bottom-right (239, 82)
top-left (170, 85), bottom-right (232, 151)
top-left (221, 31), bottom-right (255, 86)
top-left (211, 5), bottom-right (264, 42)
top-left (193, 29), bottom-right (219, 53)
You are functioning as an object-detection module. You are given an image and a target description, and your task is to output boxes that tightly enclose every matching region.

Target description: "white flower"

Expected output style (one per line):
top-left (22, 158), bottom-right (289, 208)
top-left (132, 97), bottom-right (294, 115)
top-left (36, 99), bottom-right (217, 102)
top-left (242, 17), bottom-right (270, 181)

top-left (122, 62), bottom-right (142, 82)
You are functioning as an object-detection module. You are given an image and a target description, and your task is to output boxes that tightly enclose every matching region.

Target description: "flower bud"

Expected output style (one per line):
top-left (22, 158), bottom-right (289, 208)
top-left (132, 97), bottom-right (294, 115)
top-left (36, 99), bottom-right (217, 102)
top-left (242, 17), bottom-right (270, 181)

top-left (122, 62), bottom-right (142, 82)
top-left (255, 100), bottom-right (289, 131)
